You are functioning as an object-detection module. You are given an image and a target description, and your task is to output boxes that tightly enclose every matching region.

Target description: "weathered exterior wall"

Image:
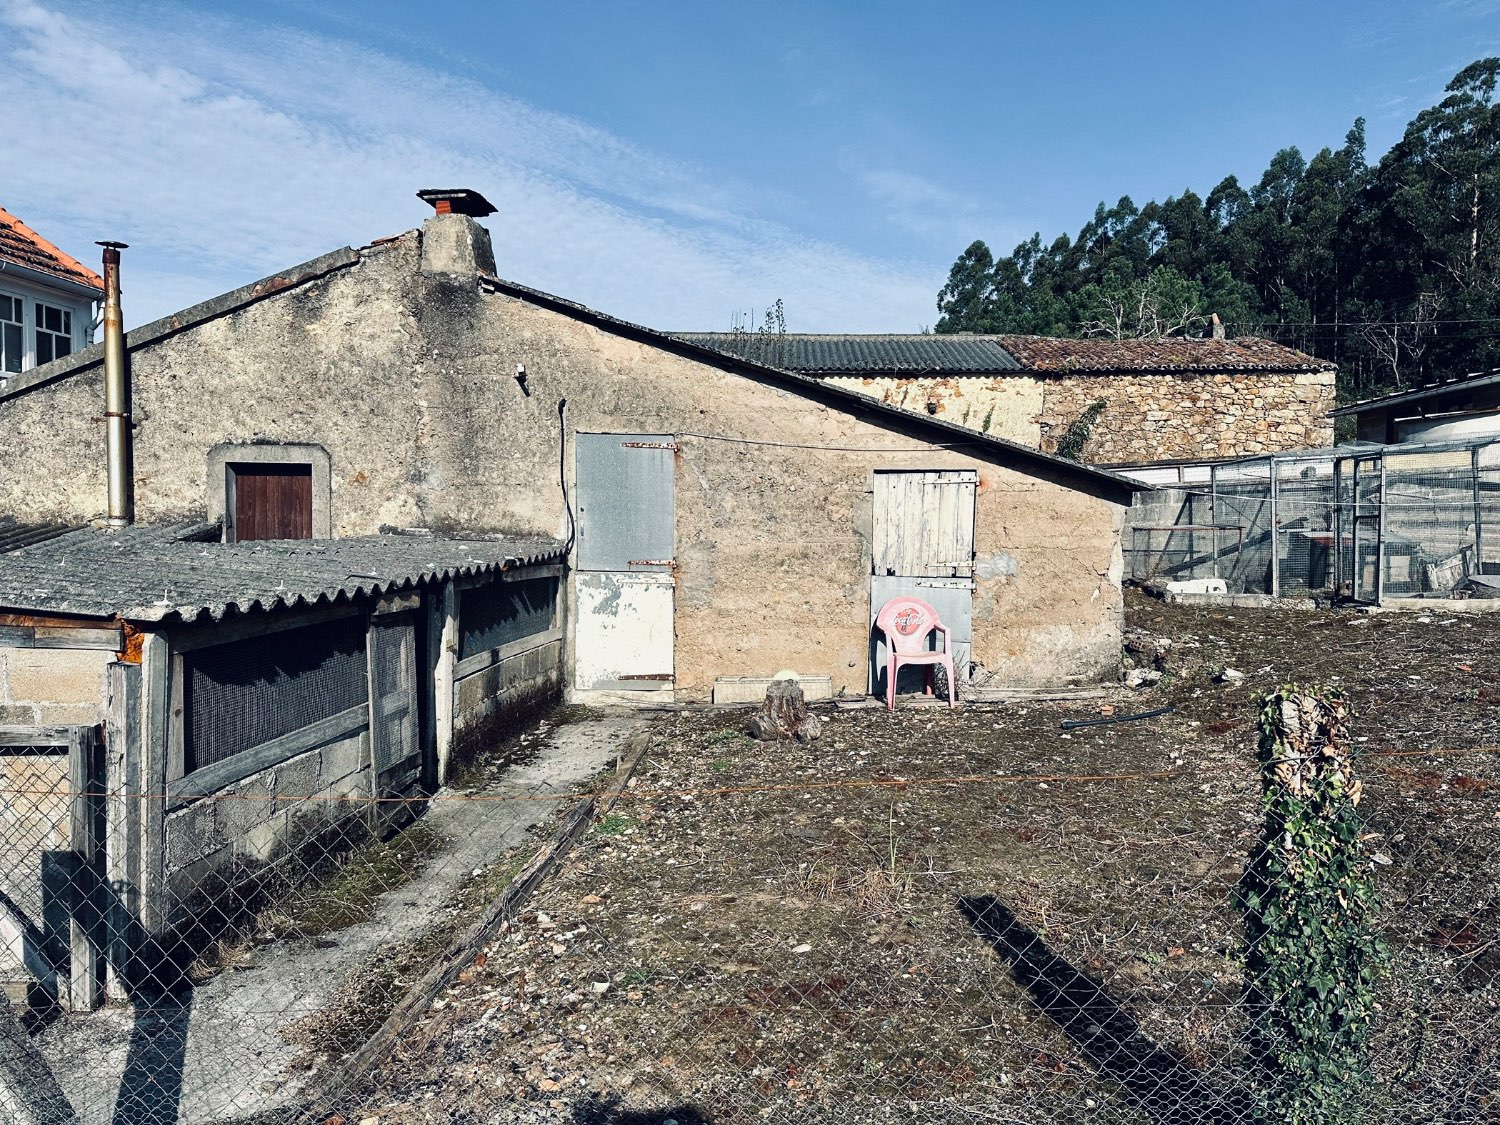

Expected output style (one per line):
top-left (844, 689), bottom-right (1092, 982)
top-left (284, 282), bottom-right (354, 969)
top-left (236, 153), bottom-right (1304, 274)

top-left (818, 369), bottom-right (1336, 465)
top-left (823, 374), bottom-right (1045, 446)
top-left (161, 728), bottom-right (373, 929)
top-left (454, 636), bottom-right (563, 729)
top-left (1039, 370), bottom-right (1336, 463)
top-left (0, 222), bottom-right (1128, 694)
top-left (0, 238), bottom-right (426, 532)
top-left (0, 645), bottom-right (110, 725)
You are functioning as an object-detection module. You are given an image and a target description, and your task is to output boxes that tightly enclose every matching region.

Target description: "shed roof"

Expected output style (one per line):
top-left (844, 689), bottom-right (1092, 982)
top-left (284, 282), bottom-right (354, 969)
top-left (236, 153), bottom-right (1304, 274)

top-left (0, 205), bottom-right (105, 294)
top-left (0, 526), bottom-right (564, 624)
top-left (675, 333), bottom-right (1022, 374)
top-left (672, 332), bottom-right (1331, 376)
top-left (1328, 368), bottom-right (1500, 418)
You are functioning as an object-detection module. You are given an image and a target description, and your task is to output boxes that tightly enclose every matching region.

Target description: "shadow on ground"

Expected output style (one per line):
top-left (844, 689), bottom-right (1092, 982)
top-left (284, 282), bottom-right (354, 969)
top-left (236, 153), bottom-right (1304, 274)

top-left (958, 895), bottom-right (1244, 1125)
top-left (570, 1095), bottom-right (712, 1125)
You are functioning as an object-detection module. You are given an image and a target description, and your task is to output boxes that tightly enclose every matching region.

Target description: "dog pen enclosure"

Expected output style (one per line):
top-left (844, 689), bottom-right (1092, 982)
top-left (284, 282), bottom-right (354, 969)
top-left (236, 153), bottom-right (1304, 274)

top-left (1128, 437), bottom-right (1500, 602)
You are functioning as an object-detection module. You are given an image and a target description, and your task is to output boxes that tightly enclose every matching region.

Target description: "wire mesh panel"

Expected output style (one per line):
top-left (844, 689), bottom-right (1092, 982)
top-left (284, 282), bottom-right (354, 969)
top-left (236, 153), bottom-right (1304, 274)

top-left (458, 577), bottom-right (558, 661)
top-left (182, 615), bottom-right (368, 772)
top-left (1382, 450), bottom-right (1480, 597)
top-left (1213, 460), bottom-right (1274, 593)
top-left (1273, 457), bottom-right (1337, 595)
top-left (0, 742), bottom-right (70, 1001)
top-left (370, 613), bottom-right (417, 777)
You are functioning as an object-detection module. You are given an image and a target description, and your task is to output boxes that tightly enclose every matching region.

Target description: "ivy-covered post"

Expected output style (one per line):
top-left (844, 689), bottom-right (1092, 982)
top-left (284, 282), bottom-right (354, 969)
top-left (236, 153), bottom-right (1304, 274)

top-left (1236, 687), bottom-right (1388, 1125)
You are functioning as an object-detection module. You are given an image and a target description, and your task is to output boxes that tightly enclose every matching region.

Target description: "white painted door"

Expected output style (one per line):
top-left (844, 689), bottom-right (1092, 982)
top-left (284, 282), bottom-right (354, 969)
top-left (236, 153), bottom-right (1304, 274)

top-left (574, 434), bottom-right (676, 691)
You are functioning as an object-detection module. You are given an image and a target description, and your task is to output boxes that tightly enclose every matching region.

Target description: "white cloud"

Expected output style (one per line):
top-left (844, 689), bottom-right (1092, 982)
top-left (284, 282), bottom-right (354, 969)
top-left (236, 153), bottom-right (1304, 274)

top-left (0, 0), bottom-right (942, 331)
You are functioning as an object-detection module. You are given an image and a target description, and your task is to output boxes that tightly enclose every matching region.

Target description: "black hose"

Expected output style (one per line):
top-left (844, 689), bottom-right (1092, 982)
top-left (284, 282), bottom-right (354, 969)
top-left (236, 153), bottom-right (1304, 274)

top-left (1060, 705), bottom-right (1175, 731)
top-left (558, 398), bottom-right (576, 556)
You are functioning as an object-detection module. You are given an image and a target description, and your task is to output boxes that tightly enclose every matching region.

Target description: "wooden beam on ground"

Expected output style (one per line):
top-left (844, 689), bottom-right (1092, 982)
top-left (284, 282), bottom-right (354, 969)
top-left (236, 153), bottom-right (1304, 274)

top-left (313, 726), bottom-right (653, 1112)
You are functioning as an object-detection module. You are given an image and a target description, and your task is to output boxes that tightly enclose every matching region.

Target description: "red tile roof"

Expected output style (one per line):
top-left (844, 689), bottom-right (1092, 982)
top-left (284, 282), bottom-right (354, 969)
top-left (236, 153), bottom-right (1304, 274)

top-left (996, 335), bottom-right (1333, 374)
top-left (0, 205), bottom-right (104, 293)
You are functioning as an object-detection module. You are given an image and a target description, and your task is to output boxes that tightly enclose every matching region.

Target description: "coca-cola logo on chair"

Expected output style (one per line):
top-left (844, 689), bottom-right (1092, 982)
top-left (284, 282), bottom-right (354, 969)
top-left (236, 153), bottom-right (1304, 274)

top-left (892, 607), bottom-right (924, 636)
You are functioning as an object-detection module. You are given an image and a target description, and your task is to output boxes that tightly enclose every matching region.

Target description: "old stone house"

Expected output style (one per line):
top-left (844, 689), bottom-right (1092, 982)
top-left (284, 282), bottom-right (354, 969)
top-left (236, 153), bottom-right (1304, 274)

top-left (679, 332), bottom-right (1337, 465)
top-left (0, 190), bottom-right (1143, 708)
top-left (0, 188), bottom-right (1146, 1006)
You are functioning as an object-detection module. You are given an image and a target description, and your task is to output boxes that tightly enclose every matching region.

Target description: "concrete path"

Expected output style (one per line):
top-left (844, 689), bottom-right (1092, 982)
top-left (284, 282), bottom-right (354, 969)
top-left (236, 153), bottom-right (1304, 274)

top-left (31, 710), bottom-right (646, 1124)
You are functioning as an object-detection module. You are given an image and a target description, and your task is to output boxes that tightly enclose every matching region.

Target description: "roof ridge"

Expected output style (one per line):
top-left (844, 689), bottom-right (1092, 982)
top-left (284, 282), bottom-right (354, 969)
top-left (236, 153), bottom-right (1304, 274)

top-left (0, 204), bottom-right (105, 290)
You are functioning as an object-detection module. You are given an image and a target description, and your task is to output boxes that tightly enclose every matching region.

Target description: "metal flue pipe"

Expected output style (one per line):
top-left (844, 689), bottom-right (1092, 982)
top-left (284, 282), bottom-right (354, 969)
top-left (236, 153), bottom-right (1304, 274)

top-left (98, 240), bottom-right (131, 526)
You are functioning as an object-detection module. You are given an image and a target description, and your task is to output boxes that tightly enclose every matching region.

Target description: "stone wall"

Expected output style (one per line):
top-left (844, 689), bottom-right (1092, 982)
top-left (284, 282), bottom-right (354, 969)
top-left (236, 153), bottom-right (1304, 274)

top-left (1038, 370), bottom-right (1336, 464)
top-left (818, 369), bottom-right (1336, 465)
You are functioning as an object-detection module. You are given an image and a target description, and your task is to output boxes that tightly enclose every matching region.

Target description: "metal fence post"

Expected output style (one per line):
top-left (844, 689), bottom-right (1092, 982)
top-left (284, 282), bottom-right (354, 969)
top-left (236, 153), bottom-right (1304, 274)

top-left (1269, 457), bottom-right (1281, 598)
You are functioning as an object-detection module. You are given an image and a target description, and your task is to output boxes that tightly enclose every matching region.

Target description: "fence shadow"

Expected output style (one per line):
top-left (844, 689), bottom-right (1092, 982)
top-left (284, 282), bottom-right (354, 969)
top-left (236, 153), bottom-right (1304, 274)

top-left (958, 895), bottom-right (1242, 1125)
top-left (569, 1095), bottom-right (712, 1125)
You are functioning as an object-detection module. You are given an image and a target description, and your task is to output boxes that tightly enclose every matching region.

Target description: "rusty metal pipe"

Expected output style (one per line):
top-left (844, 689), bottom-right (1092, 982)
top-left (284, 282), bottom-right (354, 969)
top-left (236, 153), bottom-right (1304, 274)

top-left (98, 241), bottom-right (131, 526)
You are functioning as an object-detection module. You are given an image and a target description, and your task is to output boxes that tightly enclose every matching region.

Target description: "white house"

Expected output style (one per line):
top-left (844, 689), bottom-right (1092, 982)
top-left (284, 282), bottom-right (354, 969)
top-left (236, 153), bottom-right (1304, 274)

top-left (0, 205), bottom-right (103, 384)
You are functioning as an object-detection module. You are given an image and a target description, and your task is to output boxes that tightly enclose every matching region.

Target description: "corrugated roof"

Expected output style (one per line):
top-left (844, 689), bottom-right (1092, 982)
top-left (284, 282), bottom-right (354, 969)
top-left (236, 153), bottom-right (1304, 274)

top-left (675, 333), bottom-right (1023, 374)
top-left (1329, 368), bottom-right (1500, 417)
top-left (0, 527), bottom-right (565, 623)
top-left (675, 332), bottom-right (1331, 375)
top-left (0, 205), bottom-right (104, 293)
top-left (995, 335), bottom-right (1332, 373)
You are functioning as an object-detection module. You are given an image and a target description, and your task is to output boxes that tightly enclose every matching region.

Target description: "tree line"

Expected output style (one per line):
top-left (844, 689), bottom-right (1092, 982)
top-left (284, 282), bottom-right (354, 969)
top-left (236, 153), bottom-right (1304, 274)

top-left (935, 59), bottom-right (1500, 403)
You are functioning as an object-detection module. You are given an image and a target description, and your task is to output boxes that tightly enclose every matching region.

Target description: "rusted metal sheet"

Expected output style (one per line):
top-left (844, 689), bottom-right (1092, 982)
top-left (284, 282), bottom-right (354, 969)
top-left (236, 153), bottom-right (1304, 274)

top-left (574, 573), bottom-right (673, 691)
top-left (576, 433), bottom-right (675, 572)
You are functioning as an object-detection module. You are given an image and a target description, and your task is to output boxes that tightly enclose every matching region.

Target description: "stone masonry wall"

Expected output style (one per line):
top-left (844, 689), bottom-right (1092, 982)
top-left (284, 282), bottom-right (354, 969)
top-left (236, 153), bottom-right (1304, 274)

top-left (1038, 370), bottom-right (1337, 464)
top-left (821, 369), bottom-right (1336, 465)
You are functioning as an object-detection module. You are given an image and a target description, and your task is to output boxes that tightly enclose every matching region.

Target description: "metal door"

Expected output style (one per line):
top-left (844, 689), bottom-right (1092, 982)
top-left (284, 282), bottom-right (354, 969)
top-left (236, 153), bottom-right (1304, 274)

top-left (870, 471), bottom-right (976, 695)
top-left (574, 434), bottom-right (676, 691)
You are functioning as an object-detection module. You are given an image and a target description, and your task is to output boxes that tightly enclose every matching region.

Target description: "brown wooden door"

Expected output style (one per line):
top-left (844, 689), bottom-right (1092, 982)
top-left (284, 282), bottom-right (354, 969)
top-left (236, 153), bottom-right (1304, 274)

top-left (230, 464), bottom-right (313, 541)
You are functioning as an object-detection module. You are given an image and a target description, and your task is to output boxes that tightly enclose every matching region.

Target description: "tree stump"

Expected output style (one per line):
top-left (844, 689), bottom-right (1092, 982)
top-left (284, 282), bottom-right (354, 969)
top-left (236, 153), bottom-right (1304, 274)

top-left (748, 679), bottom-right (821, 743)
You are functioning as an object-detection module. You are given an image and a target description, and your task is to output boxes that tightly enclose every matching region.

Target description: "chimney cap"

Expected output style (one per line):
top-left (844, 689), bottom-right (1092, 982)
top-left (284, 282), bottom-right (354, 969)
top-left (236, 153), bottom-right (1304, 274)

top-left (417, 189), bottom-right (497, 217)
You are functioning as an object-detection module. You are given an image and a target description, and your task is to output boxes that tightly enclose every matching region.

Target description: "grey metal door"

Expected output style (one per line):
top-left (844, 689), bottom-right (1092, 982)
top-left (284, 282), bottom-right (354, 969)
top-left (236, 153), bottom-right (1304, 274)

top-left (870, 470), bottom-right (976, 695)
top-left (575, 434), bottom-right (676, 691)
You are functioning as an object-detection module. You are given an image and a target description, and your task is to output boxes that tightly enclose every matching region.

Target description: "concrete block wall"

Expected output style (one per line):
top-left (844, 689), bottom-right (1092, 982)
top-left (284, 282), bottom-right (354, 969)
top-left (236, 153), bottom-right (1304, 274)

top-left (160, 729), bottom-right (373, 930)
top-left (0, 646), bottom-right (111, 726)
top-left (454, 635), bottom-right (563, 732)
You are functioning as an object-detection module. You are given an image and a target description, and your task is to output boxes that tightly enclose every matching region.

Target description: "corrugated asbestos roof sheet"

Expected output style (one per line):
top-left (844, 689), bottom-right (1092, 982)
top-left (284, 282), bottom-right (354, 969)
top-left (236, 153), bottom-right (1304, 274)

top-left (0, 205), bottom-right (105, 292)
top-left (675, 332), bottom-right (1331, 375)
top-left (995, 335), bottom-right (1333, 373)
top-left (675, 333), bottom-right (1023, 374)
top-left (0, 527), bottom-right (565, 623)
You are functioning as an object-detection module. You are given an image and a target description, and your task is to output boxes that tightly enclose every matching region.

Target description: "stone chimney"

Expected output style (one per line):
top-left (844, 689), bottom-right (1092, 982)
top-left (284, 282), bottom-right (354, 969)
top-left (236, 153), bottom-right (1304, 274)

top-left (417, 188), bottom-right (497, 275)
top-left (1209, 312), bottom-right (1225, 340)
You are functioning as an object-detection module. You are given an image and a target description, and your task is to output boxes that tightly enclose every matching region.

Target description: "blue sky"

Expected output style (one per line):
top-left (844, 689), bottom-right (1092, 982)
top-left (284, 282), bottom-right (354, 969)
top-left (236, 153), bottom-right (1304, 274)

top-left (3, 0), bottom-right (1499, 332)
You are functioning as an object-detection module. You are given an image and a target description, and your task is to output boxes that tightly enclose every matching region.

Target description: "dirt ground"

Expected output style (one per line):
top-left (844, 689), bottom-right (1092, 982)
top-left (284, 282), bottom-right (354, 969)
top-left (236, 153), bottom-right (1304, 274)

top-left (352, 591), bottom-right (1500, 1125)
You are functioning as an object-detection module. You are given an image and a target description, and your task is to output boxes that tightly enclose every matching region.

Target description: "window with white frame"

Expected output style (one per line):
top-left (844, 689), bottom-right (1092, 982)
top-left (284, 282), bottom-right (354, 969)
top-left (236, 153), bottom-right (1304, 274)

top-left (0, 294), bottom-right (22, 374)
top-left (33, 301), bottom-right (73, 365)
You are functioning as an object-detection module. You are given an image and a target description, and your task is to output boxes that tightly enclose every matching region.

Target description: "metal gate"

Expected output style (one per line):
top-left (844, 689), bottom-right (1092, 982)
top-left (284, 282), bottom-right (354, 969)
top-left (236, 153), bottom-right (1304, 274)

top-left (574, 434), bottom-right (675, 692)
top-left (870, 470), bottom-right (976, 695)
top-left (1334, 453), bottom-right (1384, 603)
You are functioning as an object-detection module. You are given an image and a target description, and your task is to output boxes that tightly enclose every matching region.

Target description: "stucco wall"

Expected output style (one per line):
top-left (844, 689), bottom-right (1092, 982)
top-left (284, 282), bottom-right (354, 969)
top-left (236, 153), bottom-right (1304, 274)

top-left (823, 374), bottom-right (1045, 446)
top-left (0, 223), bottom-right (1127, 694)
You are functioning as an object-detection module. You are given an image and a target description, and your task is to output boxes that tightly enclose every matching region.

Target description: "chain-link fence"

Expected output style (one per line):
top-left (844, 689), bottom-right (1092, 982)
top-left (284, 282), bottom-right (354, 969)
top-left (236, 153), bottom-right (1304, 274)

top-left (2, 595), bottom-right (1494, 1124)
top-left (1125, 436), bottom-right (1500, 604)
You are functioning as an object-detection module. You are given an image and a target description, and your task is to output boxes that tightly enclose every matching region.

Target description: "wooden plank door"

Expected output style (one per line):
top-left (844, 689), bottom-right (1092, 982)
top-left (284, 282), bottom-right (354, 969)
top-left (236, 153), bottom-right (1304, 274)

top-left (228, 464), bottom-right (313, 542)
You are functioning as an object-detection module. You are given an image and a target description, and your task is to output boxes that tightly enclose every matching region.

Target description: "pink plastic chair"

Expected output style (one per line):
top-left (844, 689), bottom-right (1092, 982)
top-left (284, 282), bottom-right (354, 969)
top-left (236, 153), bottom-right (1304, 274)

top-left (874, 596), bottom-right (956, 711)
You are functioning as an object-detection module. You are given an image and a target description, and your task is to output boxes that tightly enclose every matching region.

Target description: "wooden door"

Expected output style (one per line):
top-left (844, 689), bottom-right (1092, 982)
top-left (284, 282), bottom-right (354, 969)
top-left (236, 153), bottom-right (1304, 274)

top-left (229, 464), bottom-right (313, 542)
